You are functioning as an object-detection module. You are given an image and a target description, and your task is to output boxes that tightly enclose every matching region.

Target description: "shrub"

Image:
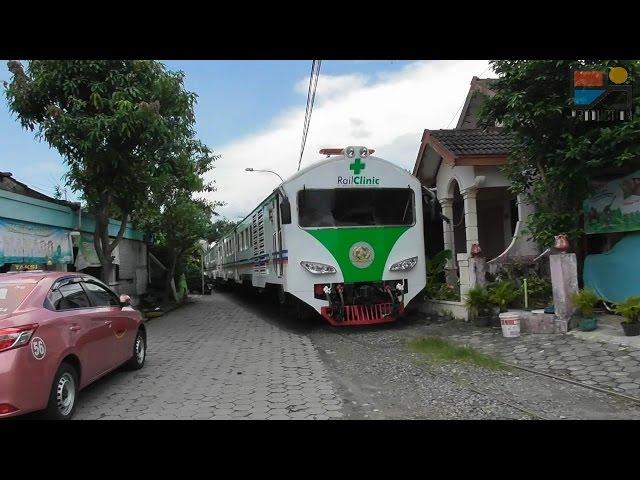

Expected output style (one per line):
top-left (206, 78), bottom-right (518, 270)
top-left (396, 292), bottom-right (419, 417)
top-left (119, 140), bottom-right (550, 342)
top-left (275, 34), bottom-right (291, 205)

top-left (614, 296), bottom-right (640, 324)
top-left (465, 287), bottom-right (492, 317)
top-left (572, 289), bottom-right (600, 317)
top-left (488, 281), bottom-right (519, 313)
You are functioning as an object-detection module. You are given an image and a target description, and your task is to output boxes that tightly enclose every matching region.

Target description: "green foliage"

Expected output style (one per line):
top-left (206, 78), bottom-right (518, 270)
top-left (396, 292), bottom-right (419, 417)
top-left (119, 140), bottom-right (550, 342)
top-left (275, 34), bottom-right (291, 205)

top-left (424, 249), bottom-right (452, 299)
top-left (572, 289), bottom-right (600, 317)
top-left (614, 296), bottom-right (640, 324)
top-left (435, 282), bottom-right (460, 301)
top-left (207, 218), bottom-right (238, 243)
top-left (464, 287), bottom-right (492, 317)
top-left (488, 281), bottom-right (520, 313)
top-left (479, 60), bottom-right (640, 248)
top-left (408, 337), bottom-right (504, 370)
top-left (4, 60), bottom-right (218, 281)
top-left (517, 275), bottom-right (553, 309)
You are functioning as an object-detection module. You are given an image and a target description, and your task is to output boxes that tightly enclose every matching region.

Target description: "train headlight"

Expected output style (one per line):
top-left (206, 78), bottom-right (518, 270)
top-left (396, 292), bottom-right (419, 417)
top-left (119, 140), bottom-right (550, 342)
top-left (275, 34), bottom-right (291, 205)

top-left (359, 147), bottom-right (369, 157)
top-left (344, 146), bottom-right (356, 158)
top-left (300, 261), bottom-right (337, 274)
top-left (389, 257), bottom-right (418, 271)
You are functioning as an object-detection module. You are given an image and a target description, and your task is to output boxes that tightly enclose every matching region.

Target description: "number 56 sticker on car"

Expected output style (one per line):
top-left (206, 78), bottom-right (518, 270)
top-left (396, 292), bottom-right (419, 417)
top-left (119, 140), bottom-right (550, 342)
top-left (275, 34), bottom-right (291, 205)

top-left (31, 337), bottom-right (46, 360)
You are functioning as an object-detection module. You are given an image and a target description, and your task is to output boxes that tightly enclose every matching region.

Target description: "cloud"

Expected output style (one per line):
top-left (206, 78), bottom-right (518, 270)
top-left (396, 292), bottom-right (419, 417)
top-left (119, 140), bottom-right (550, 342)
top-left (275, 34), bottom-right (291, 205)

top-left (205, 60), bottom-right (490, 220)
top-left (295, 73), bottom-right (368, 100)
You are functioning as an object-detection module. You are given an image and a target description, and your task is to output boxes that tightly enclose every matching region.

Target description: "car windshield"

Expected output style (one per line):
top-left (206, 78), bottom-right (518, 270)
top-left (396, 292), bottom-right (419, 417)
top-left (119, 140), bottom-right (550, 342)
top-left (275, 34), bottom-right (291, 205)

top-left (0, 283), bottom-right (37, 315)
top-left (298, 188), bottom-right (415, 227)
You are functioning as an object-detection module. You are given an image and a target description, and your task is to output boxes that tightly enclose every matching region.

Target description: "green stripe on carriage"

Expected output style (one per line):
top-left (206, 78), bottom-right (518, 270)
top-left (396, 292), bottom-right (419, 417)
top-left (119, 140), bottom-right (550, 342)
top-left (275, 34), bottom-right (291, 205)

top-left (305, 227), bottom-right (409, 282)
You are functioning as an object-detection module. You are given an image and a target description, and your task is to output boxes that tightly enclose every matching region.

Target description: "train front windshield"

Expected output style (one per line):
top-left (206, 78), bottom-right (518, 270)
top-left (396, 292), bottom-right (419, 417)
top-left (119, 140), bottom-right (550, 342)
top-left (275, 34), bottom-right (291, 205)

top-left (298, 188), bottom-right (414, 227)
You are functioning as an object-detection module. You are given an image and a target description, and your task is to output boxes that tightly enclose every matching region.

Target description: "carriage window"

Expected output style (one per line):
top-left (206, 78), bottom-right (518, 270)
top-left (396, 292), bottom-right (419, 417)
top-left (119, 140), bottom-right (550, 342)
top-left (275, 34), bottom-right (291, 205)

top-left (298, 188), bottom-right (415, 227)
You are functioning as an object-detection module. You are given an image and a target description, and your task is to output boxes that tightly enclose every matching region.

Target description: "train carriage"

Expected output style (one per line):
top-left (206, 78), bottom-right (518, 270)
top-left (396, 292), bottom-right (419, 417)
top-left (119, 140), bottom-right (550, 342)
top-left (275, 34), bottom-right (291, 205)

top-left (205, 146), bottom-right (426, 326)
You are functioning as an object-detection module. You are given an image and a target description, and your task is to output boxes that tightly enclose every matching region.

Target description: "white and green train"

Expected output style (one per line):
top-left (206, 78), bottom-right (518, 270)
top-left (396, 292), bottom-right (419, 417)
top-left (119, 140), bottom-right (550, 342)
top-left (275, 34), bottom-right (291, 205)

top-left (204, 146), bottom-right (426, 326)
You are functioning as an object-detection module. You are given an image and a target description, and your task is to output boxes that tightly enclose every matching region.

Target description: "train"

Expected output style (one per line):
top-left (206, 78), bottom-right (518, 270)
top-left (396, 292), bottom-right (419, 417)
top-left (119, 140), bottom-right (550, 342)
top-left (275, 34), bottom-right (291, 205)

top-left (204, 146), bottom-right (426, 326)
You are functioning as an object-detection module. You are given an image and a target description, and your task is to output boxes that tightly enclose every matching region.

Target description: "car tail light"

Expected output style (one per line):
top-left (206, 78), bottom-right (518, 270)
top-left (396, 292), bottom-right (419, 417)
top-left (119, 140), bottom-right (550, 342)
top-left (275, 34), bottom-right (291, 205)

top-left (0, 324), bottom-right (38, 353)
top-left (0, 404), bottom-right (18, 415)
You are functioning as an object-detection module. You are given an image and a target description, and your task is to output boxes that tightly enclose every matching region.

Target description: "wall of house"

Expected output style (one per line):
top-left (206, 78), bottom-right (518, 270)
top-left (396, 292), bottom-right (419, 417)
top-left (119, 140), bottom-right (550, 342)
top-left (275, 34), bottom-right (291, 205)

top-left (114, 238), bottom-right (148, 301)
top-left (0, 187), bottom-right (148, 299)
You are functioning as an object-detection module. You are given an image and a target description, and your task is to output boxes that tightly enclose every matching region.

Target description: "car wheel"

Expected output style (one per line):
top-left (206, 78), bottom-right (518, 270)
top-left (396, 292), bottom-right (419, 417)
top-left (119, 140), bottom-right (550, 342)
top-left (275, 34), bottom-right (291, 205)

top-left (44, 363), bottom-right (78, 420)
top-left (124, 329), bottom-right (146, 370)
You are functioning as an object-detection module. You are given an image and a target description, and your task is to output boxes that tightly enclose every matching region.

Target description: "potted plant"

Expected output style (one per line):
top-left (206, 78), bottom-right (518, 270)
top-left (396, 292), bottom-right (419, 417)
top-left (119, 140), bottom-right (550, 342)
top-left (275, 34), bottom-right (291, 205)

top-left (488, 281), bottom-right (519, 314)
top-left (489, 281), bottom-right (521, 336)
top-left (614, 296), bottom-right (640, 336)
top-left (465, 287), bottom-right (492, 327)
top-left (572, 289), bottom-right (600, 331)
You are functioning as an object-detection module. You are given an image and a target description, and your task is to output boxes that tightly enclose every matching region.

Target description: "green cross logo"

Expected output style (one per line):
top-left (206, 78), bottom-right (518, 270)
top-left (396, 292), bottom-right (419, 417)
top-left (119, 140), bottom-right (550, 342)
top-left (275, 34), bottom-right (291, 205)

top-left (349, 158), bottom-right (366, 175)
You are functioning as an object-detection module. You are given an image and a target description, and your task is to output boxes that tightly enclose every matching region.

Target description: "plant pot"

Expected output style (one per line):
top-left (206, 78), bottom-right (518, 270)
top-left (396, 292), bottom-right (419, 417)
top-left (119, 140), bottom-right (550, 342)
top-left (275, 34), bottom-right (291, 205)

top-left (472, 315), bottom-right (490, 327)
top-left (622, 322), bottom-right (640, 336)
top-left (578, 317), bottom-right (597, 332)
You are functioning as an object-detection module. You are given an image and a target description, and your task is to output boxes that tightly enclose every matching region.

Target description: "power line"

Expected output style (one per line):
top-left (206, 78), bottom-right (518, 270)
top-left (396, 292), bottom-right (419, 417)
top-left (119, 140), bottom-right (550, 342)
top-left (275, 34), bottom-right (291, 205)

top-left (297, 60), bottom-right (321, 172)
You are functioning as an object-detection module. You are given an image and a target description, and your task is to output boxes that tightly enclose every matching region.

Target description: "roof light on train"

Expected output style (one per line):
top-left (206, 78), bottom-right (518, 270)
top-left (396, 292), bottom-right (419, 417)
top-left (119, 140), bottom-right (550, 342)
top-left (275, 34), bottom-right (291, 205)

top-left (345, 146), bottom-right (356, 158)
top-left (300, 261), bottom-right (337, 275)
top-left (318, 147), bottom-right (376, 157)
top-left (389, 257), bottom-right (418, 271)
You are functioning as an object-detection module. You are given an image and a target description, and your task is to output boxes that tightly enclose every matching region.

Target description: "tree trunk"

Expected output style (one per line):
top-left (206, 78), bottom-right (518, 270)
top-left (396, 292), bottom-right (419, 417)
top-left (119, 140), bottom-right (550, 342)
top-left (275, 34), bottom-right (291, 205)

top-left (93, 206), bottom-right (129, 285)
top-left (164, 255), bottom-right (178, 303)
top-left (101, 260), bottom-right (113, 284)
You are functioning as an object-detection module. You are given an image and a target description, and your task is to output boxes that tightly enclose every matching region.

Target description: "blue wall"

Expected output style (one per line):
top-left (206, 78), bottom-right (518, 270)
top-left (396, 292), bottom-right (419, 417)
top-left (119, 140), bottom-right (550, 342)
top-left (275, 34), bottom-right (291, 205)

top-left (0, 189), bottom-right (145, 241)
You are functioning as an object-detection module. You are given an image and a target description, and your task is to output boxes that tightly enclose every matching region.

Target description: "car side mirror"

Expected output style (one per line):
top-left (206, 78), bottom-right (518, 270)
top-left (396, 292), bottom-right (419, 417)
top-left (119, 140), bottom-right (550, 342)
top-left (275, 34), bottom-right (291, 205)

top-left (280, 197), bottom-right (292, 224)
top-left (119, 294), bottom-right (131, 307)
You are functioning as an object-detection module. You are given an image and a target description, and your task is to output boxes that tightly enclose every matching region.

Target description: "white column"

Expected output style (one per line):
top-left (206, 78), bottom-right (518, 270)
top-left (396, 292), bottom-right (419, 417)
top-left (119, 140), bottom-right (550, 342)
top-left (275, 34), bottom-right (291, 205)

top-left (439, 197), bottom-right (457, 283)
top-left (462, 187), bottom-right (479, 254)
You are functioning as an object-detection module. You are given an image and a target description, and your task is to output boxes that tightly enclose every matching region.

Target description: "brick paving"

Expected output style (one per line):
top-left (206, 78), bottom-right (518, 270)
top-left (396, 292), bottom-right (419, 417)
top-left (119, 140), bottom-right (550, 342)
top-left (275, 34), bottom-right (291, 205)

top-left (73, 294), bottom-right (343, 420)
top-left (448, 328), bottom-right (640, 397)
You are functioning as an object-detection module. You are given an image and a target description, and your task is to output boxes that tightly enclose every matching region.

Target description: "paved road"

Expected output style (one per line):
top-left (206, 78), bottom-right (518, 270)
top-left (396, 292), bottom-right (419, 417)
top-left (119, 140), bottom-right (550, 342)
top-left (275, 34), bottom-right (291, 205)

top-left (74, 293), bottom-right (343, 420)
top-left (72, 291), bottom-right (640, 420)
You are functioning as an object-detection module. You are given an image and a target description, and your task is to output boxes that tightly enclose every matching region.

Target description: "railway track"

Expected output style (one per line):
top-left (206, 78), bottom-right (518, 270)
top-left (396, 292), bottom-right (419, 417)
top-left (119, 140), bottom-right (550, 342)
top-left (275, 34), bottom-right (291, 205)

top-left (331, 330), bottom-right (550, 420)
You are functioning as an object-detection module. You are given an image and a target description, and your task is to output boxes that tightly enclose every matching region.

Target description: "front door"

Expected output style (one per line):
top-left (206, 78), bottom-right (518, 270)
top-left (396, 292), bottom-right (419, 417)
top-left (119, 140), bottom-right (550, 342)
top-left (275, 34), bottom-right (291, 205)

top-left (82, 281), bottom-right (134, 368)
top-left (49, 281), bottom-right (113, 382)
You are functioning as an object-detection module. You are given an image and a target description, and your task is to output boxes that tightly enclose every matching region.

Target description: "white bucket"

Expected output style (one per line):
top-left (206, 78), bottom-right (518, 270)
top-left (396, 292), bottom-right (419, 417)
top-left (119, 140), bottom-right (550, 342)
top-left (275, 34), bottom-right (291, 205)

top-left (499, 312), bottom-right (521, 338)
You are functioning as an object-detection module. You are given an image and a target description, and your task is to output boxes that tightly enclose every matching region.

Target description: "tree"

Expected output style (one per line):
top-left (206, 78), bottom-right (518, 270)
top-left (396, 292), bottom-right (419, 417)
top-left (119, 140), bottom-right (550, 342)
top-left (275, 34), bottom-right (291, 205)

top-left (148, 196), bottom-right (215, 301)
top-left (206, 218), bottom-right (238, 243)
top-left (133, 133), bottom-right (222, 301)
top-left (480, 60), bottom-right (640, 251)
top-left (4, 60), bottom-right (215, 283)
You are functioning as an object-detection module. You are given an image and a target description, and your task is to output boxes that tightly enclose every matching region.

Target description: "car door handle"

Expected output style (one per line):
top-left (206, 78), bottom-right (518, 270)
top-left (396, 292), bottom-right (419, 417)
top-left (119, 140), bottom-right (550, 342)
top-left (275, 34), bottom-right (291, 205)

top-left (69, 325), bottom-right (81, 332)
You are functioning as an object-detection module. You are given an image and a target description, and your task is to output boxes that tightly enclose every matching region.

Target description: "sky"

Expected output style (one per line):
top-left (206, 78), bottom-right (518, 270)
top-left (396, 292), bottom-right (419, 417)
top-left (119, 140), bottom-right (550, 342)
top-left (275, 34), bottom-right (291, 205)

top-left (0, 60), bottom-right (491, 220)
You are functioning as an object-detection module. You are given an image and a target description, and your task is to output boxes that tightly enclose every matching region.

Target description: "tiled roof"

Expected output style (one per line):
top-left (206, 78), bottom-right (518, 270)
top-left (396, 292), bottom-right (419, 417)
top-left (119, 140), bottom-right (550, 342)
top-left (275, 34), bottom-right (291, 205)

top-left (429, 128), bottom-right (514, 156)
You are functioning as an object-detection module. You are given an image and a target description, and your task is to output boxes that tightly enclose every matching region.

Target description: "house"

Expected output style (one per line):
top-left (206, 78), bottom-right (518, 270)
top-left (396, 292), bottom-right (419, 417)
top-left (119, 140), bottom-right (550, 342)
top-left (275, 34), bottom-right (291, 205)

top-left (413, 77), bottom-right (540, 284)
top-left (0, 171), bottom-right (149, 302)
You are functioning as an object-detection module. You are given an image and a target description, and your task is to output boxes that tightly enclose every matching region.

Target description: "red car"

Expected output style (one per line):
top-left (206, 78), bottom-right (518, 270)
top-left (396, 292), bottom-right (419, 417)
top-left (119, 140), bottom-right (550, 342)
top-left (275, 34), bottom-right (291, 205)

top-left (0, 271), bottom-right (147, 419)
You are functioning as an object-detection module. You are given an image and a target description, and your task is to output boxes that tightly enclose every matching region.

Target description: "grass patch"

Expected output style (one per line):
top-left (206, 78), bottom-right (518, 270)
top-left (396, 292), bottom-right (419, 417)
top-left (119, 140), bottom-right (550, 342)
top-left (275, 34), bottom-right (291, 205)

top-left (407, 336), bottom-right (505, 370)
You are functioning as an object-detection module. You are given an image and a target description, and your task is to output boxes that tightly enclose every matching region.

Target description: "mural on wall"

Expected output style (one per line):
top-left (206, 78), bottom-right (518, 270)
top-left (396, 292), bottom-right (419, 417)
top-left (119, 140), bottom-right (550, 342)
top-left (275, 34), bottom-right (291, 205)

top-left (584, 170), bottom-right (640, 234)
top-left (0, 218), bottom-right (73, 266)
top-left (73, 233), bottom-right (119, 271)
